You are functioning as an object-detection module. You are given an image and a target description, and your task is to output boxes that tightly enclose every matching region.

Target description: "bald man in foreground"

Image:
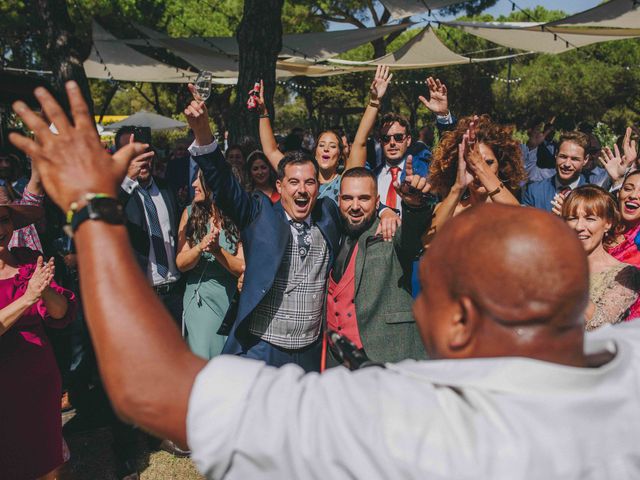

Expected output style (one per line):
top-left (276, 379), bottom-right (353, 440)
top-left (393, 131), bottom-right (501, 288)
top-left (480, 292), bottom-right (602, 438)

top-left (10, 83), bottom-right (640, 479)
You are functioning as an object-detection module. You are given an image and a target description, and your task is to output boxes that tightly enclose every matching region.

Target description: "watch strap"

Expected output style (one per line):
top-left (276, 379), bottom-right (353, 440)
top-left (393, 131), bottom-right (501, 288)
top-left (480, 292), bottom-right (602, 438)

top-left (65, 194), bottom-right (124, 237)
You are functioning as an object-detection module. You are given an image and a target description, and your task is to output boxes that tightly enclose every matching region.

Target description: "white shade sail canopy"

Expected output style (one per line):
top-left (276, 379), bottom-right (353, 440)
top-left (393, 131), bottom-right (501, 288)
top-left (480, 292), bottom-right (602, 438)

top-left (327, 26), bottom-right (469, 68)
top-left (129, 23), bottom-right (408, 61)
top-left (444, 20), bottom-right (640, 54)
top-left (84, 22), bottom-right (196, 83)
top-left (379, 0), bottom-right (466, 19)
top-left (548, 0), bottom-right (640, 31)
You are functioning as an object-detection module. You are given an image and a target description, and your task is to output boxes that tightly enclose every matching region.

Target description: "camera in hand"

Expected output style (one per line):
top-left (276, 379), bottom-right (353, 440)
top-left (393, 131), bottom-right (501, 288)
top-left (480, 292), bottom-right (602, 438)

top-left (327, 330), bottom-right (385, 371)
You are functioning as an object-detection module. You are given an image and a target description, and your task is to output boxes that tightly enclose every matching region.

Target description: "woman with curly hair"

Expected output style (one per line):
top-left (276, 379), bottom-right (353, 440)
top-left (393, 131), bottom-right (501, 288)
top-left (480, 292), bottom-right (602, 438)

top-left (562, 184), bottom-right (639, 330)
top-left (176, 169), bottom-right (244, 359)
top-left (422, 115), bottom-right (526, 248)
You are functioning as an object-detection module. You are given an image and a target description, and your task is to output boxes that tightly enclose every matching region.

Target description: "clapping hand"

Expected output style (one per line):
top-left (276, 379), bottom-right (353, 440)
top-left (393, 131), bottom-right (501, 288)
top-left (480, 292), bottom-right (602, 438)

top-left (25, 256), bottom-right (55, 305)
top-left (370, 65), bottom-right (393, 103)
top-left (551, 191), bottom-right (567, 217)
top-left (418, 77), bottom-right (449, 116)
top-left (198, 219), bottom-right (221, 254)
top-left (464, 117), bottom-right (490, 176)
top-left (393, 155), bottom-right (432, 207)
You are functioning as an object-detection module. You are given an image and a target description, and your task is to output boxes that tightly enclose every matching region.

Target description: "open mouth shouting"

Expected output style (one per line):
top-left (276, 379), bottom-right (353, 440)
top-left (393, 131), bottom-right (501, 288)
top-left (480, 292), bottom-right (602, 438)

top-left (623, 200), bottom-right (640, 216)
top-left (348, 209), bottom-right (364, 224)
top-left (293, 195), bottom-right (311, 213)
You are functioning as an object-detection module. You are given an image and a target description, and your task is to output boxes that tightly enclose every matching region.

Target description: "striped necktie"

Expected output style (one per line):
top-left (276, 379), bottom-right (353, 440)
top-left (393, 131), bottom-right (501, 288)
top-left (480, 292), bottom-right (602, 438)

top-left (137, 184), bottom-right (169, 278)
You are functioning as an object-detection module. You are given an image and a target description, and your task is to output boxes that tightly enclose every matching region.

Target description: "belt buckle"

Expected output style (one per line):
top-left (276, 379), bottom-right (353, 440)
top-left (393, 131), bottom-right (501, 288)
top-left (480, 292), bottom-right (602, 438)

top-left (154, 283), bottom-right (172, 295)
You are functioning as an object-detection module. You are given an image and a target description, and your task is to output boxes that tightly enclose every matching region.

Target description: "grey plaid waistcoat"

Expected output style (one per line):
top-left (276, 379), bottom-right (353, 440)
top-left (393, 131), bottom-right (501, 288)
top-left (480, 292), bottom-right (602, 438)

top-left (247, 225), bottom-right (330, 349)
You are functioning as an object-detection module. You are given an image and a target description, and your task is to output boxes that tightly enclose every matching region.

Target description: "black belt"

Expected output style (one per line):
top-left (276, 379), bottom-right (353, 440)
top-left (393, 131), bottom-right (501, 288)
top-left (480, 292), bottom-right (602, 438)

top-left (153, 282), bottom-right (177, 295)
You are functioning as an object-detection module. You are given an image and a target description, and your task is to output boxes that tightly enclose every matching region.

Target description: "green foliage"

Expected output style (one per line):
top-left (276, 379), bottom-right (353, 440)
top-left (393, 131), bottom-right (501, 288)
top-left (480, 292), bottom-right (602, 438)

top-left (592, 122), bottom-right (619, 150)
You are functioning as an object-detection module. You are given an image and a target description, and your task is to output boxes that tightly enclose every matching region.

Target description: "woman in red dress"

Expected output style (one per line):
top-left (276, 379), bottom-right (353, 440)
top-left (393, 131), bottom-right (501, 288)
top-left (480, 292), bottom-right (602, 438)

top-left (0, 186), bottom-right (76, 479)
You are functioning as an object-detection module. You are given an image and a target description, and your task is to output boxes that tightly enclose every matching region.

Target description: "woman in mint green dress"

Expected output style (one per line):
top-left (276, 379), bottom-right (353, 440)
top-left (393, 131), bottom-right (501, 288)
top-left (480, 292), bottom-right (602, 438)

top-left (176, 170), bottom-right (244, 359)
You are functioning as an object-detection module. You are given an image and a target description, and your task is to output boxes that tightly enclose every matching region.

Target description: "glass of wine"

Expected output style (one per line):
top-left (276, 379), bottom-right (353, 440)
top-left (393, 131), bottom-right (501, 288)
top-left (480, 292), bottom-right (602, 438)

top-left (194, 70), bottom-right (213, 101)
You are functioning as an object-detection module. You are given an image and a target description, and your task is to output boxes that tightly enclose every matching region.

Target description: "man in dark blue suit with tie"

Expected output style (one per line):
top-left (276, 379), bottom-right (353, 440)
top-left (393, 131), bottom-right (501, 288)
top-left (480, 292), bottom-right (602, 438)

top-left (522, 131), bottom-right (592, 213)
top-left (184, 92), bottom-right (340, 373)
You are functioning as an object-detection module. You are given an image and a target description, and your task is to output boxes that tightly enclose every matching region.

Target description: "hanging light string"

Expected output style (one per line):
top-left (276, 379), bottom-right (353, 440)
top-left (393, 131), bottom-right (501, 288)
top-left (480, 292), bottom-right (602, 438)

top-left (120, 19), bottom-right (194, 81)
top-left (505, 0), bottom-right (582, 51)
top-left (170, 6), bottom-right (240, 66)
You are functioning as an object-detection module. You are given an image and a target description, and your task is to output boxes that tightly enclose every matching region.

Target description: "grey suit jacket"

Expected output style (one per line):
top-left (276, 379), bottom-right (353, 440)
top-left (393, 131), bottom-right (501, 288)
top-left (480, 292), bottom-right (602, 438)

top-left (346, 203), bottom-right (432, 363)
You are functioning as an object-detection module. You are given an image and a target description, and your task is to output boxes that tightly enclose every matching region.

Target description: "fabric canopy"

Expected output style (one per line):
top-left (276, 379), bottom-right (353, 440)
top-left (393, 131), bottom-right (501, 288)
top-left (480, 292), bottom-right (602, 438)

top-left (84, 22), bottom-right (196, 83)
top-left (130, 23), bottom-right (408, 61)
top-left (379, 0), bottom-right (465, 20)
top-left (103, 110), bottom-right (187, 131)
top-left (549, 0), bottom-right (640, 31)
top-left (327, 26), bottom-right (469, 69)
top-left (444, 20), bottom-right (640, 53)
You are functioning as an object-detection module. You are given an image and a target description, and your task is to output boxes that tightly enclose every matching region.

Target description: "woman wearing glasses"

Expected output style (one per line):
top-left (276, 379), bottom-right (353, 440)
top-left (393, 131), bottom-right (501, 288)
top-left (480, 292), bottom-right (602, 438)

top-left (254, 66), bottom-right (393, 204)
top-left (423, 115), bottom-right (526, 248)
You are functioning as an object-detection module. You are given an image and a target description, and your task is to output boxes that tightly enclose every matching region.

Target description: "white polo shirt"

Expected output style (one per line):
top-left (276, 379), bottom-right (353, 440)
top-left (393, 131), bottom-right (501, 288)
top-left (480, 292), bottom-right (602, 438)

top-left (187, 322), bottom-right (640, 479)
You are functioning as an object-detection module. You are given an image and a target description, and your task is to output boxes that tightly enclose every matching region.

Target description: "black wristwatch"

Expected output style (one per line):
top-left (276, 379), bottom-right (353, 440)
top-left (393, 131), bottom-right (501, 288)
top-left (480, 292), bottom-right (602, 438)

top-left (65, 194), bottom-right (125, 237)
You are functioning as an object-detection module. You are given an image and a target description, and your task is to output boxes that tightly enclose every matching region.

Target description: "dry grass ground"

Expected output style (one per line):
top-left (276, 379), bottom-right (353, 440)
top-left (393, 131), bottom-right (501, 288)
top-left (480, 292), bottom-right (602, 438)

top-left (58, 411), bottom-right (203, 480)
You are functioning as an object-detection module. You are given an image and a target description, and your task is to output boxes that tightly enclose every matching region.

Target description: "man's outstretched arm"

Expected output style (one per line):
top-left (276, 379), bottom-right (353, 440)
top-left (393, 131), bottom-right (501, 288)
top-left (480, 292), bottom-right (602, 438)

top-left (9, 81), bottom-right (205, 446)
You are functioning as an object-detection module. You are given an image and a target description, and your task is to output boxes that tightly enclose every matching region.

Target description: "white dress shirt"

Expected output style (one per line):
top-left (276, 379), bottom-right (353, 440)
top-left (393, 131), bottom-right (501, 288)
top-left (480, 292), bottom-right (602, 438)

top-left (121, 176), bottom-right (179, 286)
top-left (377, 158), bottom-right (405, 209)
top-left (554, 175), bottom-right (582, 192)
top-left (187, 322), bottom-right (640, 479)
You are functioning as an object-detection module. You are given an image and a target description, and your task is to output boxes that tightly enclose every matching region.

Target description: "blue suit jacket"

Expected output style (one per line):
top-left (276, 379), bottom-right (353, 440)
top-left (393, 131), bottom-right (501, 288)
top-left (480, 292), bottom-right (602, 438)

top-left (521, 174), bottom-right (588, 212)
top-left (192, 145), bottom-right (341, 353)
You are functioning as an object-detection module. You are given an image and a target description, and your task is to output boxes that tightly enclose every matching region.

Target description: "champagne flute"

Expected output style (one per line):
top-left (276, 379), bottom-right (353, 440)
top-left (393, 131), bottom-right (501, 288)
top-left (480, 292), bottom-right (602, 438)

top-left (194, 70), bottom-right (213, 101)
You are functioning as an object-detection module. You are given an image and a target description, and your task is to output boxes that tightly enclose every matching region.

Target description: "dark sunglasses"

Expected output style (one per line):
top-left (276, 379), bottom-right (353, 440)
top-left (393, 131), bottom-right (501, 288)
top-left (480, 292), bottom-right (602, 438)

top-left (380, 133), bottom-right (407, 144)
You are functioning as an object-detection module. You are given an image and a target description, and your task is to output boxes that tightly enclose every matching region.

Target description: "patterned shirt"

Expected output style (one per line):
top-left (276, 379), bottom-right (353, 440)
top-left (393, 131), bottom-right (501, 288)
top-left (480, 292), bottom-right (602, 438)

top-left (248, 225), bottom-right (330, 349)
top-left (10, 189), bottom-right (44, 253)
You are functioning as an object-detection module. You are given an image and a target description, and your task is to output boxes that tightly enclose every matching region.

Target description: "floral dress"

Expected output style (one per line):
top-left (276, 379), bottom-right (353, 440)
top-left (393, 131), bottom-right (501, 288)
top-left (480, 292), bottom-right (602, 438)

top-left (588, 263), bottom-right (639, 331)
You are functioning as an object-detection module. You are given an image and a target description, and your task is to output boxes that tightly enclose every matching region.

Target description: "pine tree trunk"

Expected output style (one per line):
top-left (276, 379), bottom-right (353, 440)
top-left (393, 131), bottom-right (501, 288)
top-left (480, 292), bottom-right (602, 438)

top-left (229, 0), bottom-right (284, 145)
top-left (34, 0), bottom-right (94, 117)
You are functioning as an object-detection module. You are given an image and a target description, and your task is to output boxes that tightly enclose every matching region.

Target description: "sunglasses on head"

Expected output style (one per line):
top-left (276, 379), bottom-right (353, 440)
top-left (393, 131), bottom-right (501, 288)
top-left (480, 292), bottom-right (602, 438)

top-left (380, 133), bottom-right (407, 144)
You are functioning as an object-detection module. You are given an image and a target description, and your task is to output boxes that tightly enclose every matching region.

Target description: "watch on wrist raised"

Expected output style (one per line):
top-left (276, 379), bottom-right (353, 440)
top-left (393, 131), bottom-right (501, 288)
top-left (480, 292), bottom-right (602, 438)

top-left (64, 193), bottom-right (125, 237)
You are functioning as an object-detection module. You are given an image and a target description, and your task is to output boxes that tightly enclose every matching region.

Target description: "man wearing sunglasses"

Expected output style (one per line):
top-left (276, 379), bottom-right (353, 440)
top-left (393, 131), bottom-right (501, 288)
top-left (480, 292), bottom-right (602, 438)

top-left (376, 114), bottom-right (415, 213)
top-left (375, 78), bottom-right (454, 215)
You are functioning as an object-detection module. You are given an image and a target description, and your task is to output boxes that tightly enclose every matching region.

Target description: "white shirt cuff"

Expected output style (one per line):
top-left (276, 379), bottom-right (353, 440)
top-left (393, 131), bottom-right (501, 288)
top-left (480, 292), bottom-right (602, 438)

top-left (121, 176), bottom-right (139, 194)
top-left (189, 140), bottom-right (219, 157)
top-left (436, 111), bottom-right (453, 124)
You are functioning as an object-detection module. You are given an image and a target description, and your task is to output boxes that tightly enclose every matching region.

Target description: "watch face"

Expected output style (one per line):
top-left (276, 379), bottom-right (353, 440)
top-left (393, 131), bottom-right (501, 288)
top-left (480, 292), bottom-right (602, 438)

top-left (89, 197), bottom-right (125, 224)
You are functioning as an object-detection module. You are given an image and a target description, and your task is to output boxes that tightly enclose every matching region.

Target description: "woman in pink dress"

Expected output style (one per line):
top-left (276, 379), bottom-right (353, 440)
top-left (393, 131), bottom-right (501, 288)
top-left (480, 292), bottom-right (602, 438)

top-left (0, 186), bottom-right (76, 479)
top-left (607, 170), bottom-right (640, 320)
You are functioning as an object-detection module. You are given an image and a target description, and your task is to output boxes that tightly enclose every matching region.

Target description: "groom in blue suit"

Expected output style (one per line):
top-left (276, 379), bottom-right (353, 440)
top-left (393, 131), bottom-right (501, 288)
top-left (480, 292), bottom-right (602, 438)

top-left (185, 97), bottom-right (340, 372)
